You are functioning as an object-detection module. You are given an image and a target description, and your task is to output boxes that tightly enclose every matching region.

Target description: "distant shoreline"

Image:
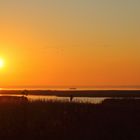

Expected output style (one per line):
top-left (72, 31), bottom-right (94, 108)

top-left (0, 90), bottom-right (140, 97)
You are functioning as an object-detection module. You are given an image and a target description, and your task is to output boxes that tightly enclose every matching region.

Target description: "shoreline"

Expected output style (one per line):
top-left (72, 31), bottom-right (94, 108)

top-left (0, 90), bottom-right (140, 97)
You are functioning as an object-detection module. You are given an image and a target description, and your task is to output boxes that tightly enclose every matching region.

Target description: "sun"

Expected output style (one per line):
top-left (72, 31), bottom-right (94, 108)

top-left (0, 59), bottom-right (4, 68)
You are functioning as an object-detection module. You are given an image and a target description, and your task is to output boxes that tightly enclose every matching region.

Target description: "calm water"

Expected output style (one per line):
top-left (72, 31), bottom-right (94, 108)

top-left (0, 86), bottom-right (140, 104)
top-left (28, 95), bottom-right (107, 104)
top-left (1, 86), bottom-right (140, 91)
top-left (0, 94), bottom-right (107, 104)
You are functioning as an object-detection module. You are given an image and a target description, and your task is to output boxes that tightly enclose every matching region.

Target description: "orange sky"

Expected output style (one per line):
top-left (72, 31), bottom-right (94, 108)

top-left (0, 0), bottom-right (140, 88)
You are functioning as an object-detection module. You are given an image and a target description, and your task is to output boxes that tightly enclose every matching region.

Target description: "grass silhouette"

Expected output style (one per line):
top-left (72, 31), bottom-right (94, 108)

top-left (0, 96), bottom-right (139, 140)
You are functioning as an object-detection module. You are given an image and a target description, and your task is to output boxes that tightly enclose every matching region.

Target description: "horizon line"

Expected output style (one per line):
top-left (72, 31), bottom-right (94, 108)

top-left (0, 85), bottom-right (140, 89)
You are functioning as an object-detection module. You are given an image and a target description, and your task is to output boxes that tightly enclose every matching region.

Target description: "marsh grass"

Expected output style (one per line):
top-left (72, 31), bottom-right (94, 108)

top-left (0, 96), bottom-right (139, 140)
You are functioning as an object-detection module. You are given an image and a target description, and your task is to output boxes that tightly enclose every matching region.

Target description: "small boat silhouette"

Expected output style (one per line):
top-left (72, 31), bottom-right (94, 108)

top-left (69, 88), bottom-right (77, 90)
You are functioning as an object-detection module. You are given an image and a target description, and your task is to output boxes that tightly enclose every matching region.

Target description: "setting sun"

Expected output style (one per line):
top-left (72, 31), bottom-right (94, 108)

top-left (0, 59), bottom-right (4, 68)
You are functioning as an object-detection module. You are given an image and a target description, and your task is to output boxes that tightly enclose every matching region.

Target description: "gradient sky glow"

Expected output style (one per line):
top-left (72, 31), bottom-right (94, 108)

top-left (0, 0), bottom-right (140, 87)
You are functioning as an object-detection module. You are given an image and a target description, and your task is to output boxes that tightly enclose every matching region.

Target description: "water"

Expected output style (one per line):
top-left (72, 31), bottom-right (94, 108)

top-left (1, 85), bottom-right (140, 91)
top-left (28, 95), bottom-right (107, 104)
top-left (0, 94), bottom-right (107, 104)
top-left (0, 86), bottom-right (140, 104)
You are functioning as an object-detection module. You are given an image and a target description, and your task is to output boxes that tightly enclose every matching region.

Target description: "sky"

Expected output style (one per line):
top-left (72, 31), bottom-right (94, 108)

top-left (0, 0), bottom-right (140, 88)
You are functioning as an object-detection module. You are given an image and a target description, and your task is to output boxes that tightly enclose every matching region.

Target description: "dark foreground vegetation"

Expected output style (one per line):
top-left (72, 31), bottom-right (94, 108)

top-left (0, 96), bottom-right (140, 140)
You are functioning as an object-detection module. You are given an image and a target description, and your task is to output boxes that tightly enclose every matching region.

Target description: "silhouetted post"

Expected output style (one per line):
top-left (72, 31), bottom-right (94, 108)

top-left (70, 95), bottom-right (74, 102)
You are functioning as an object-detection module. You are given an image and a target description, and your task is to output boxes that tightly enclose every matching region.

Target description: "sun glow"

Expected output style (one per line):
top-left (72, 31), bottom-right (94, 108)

top-left (0, 59), bottom-right (4, 68)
